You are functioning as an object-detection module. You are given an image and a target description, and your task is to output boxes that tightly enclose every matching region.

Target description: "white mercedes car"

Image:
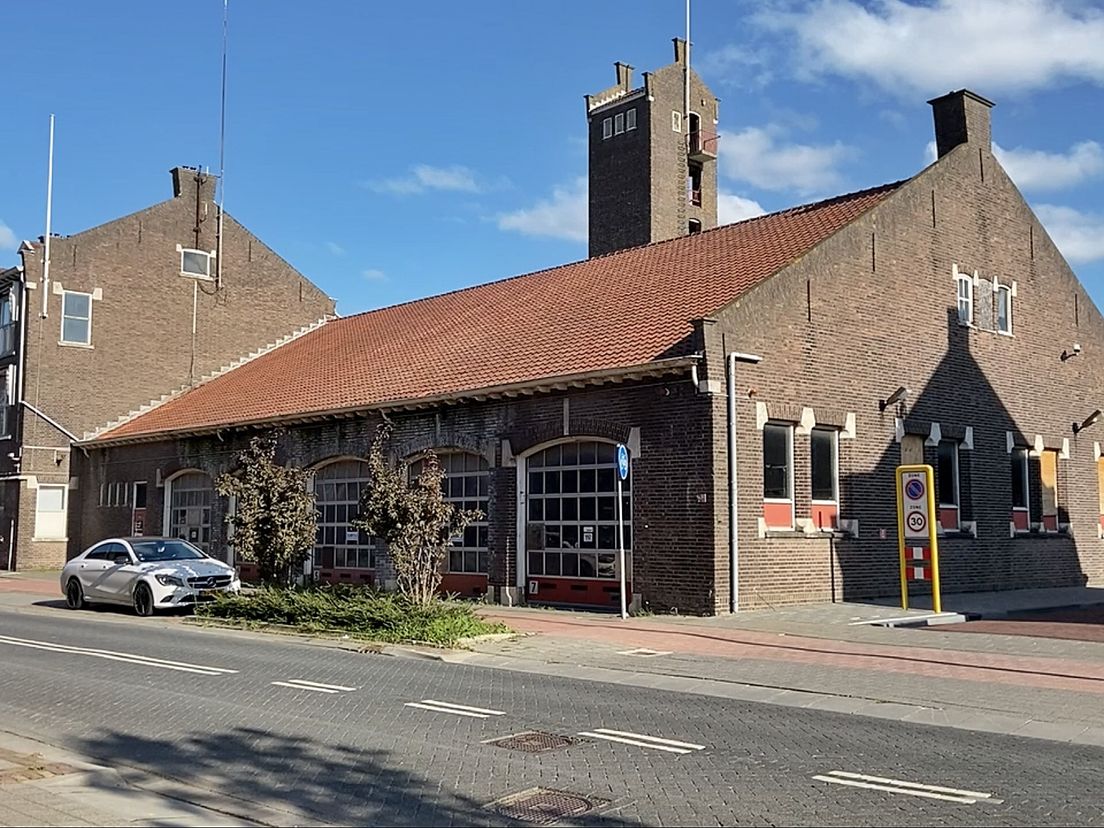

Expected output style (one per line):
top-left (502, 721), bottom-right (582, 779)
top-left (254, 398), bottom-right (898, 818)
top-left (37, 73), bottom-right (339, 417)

top-left (61, 537), bottom-right (240, 616)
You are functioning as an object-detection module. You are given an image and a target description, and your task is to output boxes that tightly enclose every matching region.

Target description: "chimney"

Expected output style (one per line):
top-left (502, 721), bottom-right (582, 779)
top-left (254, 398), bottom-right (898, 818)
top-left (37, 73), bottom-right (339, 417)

top-left (928, 89), bottom-right (995, 158)
top-left (614, 62), bottom-right (634, 92)
top-left (170, 165), bottom-right (214, 199)
top-left (673, 37), bottom-right (688, 66)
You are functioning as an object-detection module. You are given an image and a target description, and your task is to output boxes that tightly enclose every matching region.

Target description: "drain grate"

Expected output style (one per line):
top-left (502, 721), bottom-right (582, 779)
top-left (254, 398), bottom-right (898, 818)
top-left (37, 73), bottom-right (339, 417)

top-left (485, 730), bottom-right (576, 753)
top-left (485, 787), bottom-right (607, 825)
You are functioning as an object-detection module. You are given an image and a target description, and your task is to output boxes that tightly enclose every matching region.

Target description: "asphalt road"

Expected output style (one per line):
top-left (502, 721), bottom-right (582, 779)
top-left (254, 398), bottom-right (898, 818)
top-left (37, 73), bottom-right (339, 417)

top-left (1, 606), bottom-right (1102, 827)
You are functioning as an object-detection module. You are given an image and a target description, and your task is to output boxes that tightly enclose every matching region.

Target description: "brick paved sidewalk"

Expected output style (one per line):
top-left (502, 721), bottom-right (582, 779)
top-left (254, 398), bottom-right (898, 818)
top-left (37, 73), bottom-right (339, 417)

top-left (0, 731), bottom-right (257, 827)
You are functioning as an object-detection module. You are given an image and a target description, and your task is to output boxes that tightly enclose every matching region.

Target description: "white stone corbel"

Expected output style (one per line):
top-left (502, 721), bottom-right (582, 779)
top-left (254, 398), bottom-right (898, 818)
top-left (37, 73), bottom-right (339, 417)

top-left (52, 281), bottom-right (64, 295)
top-left (627, 426), bottom-right (642, 457)
top-left (1060, 438), bottom-right (1070, 460)
top-left (894, 418), bottom-right (905, 443)
top-left (1033, 434), bottom-right (1045, 455)
top-left (1095, 441), bottom-right (1102, 461)
top-left (837, 518), bottom-right (859, 538)
top-left (1006, 431), bottom-right (1015, 454)
top-left (1009, 522), bottom-right (1016, 538)
top-left (961, 520), bottom-right (978, 538)
top-left (796, 407), bottom-right (816, 435)
top-left (796, 517), bottom-right (818, 535)
top-left (756, 517), bottom-right (767, 538)
top-left (562, 399), bottom-right (569, 436)
top-left (925, 422), bottom-right (942, 446)
top-left (755, 401), bottom-right (769, 430)
top-left (501, 439), bottom-right (516, 468)
top-left (1011, 280), bottom-right (1018, 298)
top-left (963, 426), bottom-right (974, 450)
top-left (841, 412), bottom-right (856, 440)
top-left (92, 287), bottom-right (103, 301)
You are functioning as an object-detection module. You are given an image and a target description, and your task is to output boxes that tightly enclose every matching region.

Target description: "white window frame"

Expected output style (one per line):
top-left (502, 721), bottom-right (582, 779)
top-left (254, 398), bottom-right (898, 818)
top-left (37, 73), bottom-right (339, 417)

top-left (956, 275), bottom-right (973, 326)
top-left (763, 422), bottom-right (795, 513)
top-left (810, 427), bottom-right (839, 505)
top-left (35, 484), bottom-right (68, 540)
top-left (626, 108), bottom-right (636, 131)
top-left (179, 247), bottom-right (214, 279)
top-left (1011, 446), bottom-right (1029, 516)
top-left (672, 111), bottom-right (683, 133)
top-left (602, 117), bottom-right (613, 140)
top-left (60, 290), bottom-right (93, 346)
top-left (995, 283), bottom-right (1013, 335)
top-left (614, 112), bottom-right (625, 135)
top-left (937, 440), bottom-right (960, 509)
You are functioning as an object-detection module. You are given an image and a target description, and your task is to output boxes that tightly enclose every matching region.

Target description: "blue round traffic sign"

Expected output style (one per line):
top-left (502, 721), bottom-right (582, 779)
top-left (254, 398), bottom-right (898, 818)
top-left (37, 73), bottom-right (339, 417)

top-left (905, 479), bottom-right (924, 500)
top-left (616, 444), bottom-right (629, 481)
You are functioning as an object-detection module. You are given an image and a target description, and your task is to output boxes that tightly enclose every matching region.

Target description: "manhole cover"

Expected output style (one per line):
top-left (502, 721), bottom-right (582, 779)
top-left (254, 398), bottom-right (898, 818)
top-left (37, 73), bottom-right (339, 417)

top-left (485, 731), bottom-right (576, 753)
top-left (485, 787), bottom-right (607, 825)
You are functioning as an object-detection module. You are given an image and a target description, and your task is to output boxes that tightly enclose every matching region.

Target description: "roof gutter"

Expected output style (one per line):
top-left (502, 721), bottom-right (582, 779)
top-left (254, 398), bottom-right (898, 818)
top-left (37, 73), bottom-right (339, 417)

top-left (81, 355), bottom-right (702, 447)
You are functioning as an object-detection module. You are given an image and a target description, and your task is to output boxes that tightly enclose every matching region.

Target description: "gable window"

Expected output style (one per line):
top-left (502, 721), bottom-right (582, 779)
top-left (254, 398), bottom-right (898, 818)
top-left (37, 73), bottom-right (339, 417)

top-left (626, 108), bottom-right (636, 130)
top-left (602, 117), bottom-right (613, 139)
top-left (811, 427), bottom-right (839, 530)
top-left (180, 248), bottom-right (212, 278)
top-left (996, 284), bottom-right (1012, 334)
top-left (35, 484), bottom-right (67, 539)
top-left (763, 422), bottom-right (794, 529)
top-left (60, 290), bottom-right (92, 346)
top-left (937, 440), bottom-right (960, 531)
top-left (956, 274), bottom-right (973, 325)
top-left (1011, 447), bottom-right (1029, 532)
top-left (614, 112), bottom-right (625, 135)
top-left (0, 290), bottom-right (14, 356)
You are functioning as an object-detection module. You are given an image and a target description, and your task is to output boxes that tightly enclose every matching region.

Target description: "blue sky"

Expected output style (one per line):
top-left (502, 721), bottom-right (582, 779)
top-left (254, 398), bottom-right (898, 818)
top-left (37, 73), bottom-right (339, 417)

top-left (2, 0), bottom-right (1103, 315)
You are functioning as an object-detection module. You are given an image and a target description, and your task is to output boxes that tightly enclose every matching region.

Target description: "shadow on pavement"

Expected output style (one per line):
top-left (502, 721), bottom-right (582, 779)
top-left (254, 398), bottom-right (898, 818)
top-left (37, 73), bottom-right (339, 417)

top-left (933, 605), bottom-right (1104, 643)
top-left (72, 726), bottom-right (639, 826)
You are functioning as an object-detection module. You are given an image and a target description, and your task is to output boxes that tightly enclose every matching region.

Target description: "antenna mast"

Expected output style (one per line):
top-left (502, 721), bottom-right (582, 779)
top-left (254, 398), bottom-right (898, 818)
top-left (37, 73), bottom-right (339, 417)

top-left (684, 0), bottom-right (691, 130)
top-left (41, 115), bottom-right (55, 318)
top-left (215, 0), bottom-right (229, 289)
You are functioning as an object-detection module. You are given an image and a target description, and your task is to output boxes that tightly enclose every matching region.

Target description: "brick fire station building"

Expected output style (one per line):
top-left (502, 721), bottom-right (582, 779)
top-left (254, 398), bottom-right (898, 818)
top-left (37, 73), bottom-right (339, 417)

top-left (72, 43), bottom-right (1104, 613)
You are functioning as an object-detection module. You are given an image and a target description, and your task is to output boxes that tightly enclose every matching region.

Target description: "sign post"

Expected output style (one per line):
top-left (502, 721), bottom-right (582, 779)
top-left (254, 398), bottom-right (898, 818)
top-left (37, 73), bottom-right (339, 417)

top-left (895, 464), bottom-right (942, 613)
top-left (616, 443), bottom-right (630, 620)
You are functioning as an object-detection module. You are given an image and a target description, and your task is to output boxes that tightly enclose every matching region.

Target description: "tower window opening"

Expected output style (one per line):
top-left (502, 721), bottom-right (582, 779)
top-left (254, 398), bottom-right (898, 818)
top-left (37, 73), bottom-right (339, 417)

top-left (688, 163), bottom-right (703, 206)
top-left (688, 219), bottom-right (702, 235)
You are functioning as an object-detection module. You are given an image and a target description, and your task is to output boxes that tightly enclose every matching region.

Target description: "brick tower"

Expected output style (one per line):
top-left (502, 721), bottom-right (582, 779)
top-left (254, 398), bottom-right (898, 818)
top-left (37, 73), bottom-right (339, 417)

top-left (585, 38), bottom-right (720, 258)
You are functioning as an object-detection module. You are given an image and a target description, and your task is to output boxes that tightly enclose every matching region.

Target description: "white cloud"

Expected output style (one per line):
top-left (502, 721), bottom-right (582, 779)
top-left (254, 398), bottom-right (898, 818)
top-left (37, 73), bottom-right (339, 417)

top-left (369, 164), bottom-right (483, 196)
top-left (325, 241), bottom-right (345, 256)
top-left (497, 177), bottom-right (587, 243)
top-left (756, 0), bottom-right (1104, 96)
top-left (720, 126), bottom-right (852, 193)
top-left (718, 192), bottom-right (767, 225)
top-left (1035, 204), bottom-right (1104, 264)
top-left (994, 141), bottom-right (1104, 192)
top-left (697, 45), bottom-right (774, 89)
top-left (361, 268), bottom-right (387, 281)
top-left (0, 221), bottom-right (15, 251)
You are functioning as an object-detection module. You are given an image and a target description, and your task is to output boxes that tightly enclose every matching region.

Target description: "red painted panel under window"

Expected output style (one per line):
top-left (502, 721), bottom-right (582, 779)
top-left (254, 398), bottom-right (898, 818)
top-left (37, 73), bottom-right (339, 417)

top-left (939, 507), bottom-right (959, 531)
top-left (1099, 515), bottom-right (1104, 533)
top-left (440, 573), bottom-right (488, 598)
top-left (1012, 510), bottom-right (1029, 531)
top-left (1043, 514), bottom-right (1059, 532)
top-left (527, 576), bottom-right (627, 606)
top-left (316, 568), bottom-right (375, 586)
top-left (763, 501), bottom-right (793, 529)
top-left (811, 504), bottom-right (837, 530)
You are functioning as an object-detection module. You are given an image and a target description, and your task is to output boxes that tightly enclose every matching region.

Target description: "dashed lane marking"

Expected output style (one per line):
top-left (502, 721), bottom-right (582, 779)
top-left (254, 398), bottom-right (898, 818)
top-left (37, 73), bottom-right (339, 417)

top-left (0, 634), bottom-right (237, 676)
top-left (270, 679), bottom-right (357, 694)
top-left (404, 699), bottom-right (506, 718)
top-left (813, 771), bottom-right (1002, 804)
top-left (577, 728), bottom-right (705, 754)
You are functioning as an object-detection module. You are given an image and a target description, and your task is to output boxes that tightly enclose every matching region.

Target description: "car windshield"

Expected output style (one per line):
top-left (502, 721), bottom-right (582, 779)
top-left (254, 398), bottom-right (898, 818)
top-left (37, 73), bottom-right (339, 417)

top-left (130, 540), bottom-right (207, 563)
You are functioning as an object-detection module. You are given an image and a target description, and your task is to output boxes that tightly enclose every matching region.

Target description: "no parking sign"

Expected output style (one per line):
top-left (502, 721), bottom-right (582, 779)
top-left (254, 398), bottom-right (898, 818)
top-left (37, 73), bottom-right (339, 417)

top-left (895, 464), bottom-right (943, 613)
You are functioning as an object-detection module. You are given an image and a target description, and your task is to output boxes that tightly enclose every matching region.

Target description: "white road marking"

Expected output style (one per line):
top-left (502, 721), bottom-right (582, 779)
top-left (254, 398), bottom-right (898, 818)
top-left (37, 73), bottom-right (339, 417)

top-left (404, 699), bottom-right (506, 718)
top-left (616, 648), bottom-right (673, 657)
top-left (813, 771), bottom-right (1001, 804)
top-left (279, 679), bottom-right (358, 692)
top-left (578, 728), bottom-right (705, 754)
top-left (0, 634), bottom-right (237, 676)
top-left (270, 681), bottom-right (340, 694)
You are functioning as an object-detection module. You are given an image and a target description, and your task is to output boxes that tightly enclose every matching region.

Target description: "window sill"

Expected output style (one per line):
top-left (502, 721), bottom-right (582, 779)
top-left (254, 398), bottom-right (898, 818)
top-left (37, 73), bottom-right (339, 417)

top-left (31, 536), bottom-right (68, 542)
top-left (764, 529), bottom-right (847, 540)
top-left (58, 341), bottom-right (93, 350)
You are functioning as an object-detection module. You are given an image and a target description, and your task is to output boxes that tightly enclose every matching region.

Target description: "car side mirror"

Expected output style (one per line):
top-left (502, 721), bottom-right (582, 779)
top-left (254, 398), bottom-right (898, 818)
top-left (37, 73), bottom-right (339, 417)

top-left (113, 554), bottom-right (131, 566)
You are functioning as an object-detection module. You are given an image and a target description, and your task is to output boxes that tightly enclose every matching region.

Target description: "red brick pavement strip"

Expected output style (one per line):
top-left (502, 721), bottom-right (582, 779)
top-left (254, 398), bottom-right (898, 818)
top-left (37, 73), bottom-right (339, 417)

top-left (936, 607), bottom-right (1104, 643)
top-left (0, 576), bottom-right (59, 595)
top-left (479, 609), bottom-right (1104, 696)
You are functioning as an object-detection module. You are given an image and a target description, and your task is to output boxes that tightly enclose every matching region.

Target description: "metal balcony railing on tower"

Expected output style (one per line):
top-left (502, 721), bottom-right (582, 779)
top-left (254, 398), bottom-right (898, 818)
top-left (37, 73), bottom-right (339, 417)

top-left (688, 129), bottom-right (718, 161)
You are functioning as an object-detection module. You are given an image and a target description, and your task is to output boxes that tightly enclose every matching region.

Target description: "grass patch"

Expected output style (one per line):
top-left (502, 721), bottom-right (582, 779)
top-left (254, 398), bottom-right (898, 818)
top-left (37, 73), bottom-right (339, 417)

top-left (196, 585), bottom-right (511, 646)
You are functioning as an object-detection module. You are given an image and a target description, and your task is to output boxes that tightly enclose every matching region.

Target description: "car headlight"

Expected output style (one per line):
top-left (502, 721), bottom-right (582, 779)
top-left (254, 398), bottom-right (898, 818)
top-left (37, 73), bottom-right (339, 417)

top-left (155, 574), bottom-right (185, 587)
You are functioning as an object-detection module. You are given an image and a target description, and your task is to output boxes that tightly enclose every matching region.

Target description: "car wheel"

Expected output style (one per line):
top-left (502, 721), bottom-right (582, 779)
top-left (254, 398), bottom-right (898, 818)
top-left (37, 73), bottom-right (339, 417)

top-left (133, 582), bottom-right (154, 617)
top-left (65, 578), bottom-right (86, 610)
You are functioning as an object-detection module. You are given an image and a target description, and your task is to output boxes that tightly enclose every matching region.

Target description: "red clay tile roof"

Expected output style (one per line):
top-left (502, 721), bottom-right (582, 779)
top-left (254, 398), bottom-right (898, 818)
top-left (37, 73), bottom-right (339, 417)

top-left (96, 181), bottom-right (903, 442)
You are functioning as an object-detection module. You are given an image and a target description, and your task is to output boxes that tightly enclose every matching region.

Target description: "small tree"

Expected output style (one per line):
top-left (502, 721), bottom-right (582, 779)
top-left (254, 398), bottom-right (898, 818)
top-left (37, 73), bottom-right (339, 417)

top-left (216, 432), bottom-right (317, 585)
top-left (353, 425), bottom-right (482, 605)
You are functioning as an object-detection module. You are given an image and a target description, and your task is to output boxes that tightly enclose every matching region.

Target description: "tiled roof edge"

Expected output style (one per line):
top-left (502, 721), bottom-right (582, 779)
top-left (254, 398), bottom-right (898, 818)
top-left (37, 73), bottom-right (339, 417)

top-left (83, 315), bottom-right (334, 442)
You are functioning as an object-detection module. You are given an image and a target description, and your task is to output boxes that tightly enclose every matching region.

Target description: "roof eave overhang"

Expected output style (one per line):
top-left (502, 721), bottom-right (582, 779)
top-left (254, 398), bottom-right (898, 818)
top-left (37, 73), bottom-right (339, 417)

top-left (82, 355), bottom-right (700, 448)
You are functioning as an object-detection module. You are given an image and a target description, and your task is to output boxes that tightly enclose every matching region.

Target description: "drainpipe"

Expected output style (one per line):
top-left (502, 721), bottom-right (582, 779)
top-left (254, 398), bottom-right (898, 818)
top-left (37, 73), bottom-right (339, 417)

top-left (727, 351), bottom-right (762, 613)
